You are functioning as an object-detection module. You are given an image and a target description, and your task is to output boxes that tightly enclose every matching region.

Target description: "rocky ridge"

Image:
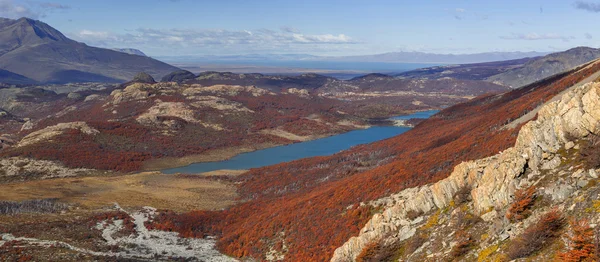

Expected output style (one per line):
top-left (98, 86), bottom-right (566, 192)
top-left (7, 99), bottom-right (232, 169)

top-left (331, 80), bottom-right (600, 261)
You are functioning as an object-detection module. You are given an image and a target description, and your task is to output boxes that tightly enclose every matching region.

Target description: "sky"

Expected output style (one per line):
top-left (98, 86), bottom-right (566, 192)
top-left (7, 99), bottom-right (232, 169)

top-left (1, 0), bottom-right (599, 57)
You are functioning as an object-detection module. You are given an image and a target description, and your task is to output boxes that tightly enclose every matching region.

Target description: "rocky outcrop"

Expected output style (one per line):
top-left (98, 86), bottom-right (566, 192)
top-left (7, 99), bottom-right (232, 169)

top-left (136, 102), bottom-right (223, 131)
top-left (285, 88), bottom-right (310, 97)
top-left (0, 157), bottom-right (93, 180)
top-left (189, 96), bottom-right (253, 113)
top-left (161, 70), bottom-right (196, 83)
top-left (132, 72), bottom-right (157, 84)
top-left (17, 122), bottom-right (99, 147)
top-left (190, 85), bottom-right (275, 97)
top-left (331, 82), bottom-right (600, 261)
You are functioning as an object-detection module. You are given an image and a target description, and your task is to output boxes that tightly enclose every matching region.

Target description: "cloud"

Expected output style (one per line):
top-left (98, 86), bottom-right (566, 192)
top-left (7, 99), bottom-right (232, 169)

top-left (0, 0), bottom-right (37, 18)
top-left (500, 33), bottom-right (574, 42)
top-left (585, 33), bottom-right (593, 39)
top-left (70, 27), bottom-right (358, 55)
top-left (39, 2), bottom-right (70, 9)
top-left (0, 0), bottom-right (70, 19)
top-left (574, 1), bottom-right (600, 12)
top-left (280, 26), bottom-right (299, 33)
top-left (453, 8), bottom-right (466, 20)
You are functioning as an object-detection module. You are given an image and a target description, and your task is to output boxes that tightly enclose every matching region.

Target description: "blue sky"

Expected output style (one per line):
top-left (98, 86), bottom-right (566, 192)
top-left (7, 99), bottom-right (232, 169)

top-left (1, 0), bottom-right (599, 56)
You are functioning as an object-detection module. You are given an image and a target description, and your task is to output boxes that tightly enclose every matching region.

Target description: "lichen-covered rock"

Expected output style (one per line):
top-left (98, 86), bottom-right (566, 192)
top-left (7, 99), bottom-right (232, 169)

top-left (67, 92), bottom-right (82, 99)
top-left (17, 122), bottom-right (99, 147)
top-left (0, 157), bottom-right (94, 179)
top-left (136, 102), bottom-right (223, 130)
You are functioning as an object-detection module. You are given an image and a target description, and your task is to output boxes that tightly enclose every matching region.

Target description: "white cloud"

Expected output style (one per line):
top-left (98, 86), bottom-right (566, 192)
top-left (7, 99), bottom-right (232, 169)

top-left (70, 27), bottom-right (358, 55)
top-left (0, 0), bottom-right (70, 19)
top-left (0, 0), bottom-right (37, 18)
top-left (500, 33), bottom-right (574, 42)
top-left (452, 8), bottom-right (466, 20)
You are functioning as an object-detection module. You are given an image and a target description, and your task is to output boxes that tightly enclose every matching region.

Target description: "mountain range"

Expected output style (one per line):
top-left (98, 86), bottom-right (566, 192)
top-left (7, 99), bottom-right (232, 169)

top-left (0, 17), bottom-right (179, 84)
top-left (159, 51), bottom-right (548, 65)
top-left (398, 47), bottom-right (600, 88)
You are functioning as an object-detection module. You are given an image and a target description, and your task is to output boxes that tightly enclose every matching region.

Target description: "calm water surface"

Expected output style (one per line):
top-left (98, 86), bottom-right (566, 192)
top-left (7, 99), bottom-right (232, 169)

top-left (162, 110), bottom-right (439, 174)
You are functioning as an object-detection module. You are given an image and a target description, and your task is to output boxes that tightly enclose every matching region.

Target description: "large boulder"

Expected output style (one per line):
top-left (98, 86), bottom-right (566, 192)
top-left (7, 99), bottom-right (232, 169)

top-left (132, 72), bottom-right (156, 84)
top-left (161, 70), bottom-right (196, 83)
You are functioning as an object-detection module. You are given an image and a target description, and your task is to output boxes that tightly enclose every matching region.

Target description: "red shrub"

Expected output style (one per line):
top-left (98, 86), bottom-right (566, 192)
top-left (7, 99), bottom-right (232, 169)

top-left (506, 186), bottom-right (537, 222)
top-left (507, 209), bottom-right (565, 259)
top-left (558, 219), bottom-right (597, 262)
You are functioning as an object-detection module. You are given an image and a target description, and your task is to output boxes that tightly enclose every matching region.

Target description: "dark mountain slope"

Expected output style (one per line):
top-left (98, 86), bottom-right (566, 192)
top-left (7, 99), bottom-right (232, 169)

top-left (487, 46), bottom-right (600, 87)
top-left (395, 57), bottom-right (535, 80)
top-left (193, 72), bottom-right (334, 92)
top-left (0, 69), bottom-right (36, 85)
top-left (0, 17), bottom-right (179, 84)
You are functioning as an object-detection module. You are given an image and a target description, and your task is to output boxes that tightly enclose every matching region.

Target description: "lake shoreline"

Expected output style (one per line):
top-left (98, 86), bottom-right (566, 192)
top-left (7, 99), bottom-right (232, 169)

top-left (157, 110), bottom-right (439, 175)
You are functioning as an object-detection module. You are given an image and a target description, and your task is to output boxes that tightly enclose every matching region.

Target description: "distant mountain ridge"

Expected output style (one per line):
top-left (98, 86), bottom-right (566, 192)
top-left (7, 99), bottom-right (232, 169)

top-left (487, 46), bottom-right (600, 87)
top-left (0, 17), bottom-right (179, 84)
top-left (159, 51), bottom-right (547, 65)
top-left (397, 47), bottom-right (600, 88)
top-left (320, 51), bottom-right (548, 64)
top-left (191, 71), bottom-right (509, 97)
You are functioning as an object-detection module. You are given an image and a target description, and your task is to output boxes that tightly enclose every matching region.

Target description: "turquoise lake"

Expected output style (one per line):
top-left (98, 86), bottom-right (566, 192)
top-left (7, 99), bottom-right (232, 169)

top-left (162, 110), bottom-right (439, 174)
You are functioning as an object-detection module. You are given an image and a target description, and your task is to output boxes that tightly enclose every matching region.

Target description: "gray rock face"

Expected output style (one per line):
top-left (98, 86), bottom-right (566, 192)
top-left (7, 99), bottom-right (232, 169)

top-left (330, 81), bottom-right (600, 262)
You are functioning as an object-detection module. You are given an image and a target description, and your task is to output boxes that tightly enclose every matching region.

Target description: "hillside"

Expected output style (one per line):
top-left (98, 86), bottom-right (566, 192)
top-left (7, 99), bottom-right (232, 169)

top-left (487, 47), bottom-right (600, 88)
top-left (395, 57), bottom-right (535, 80)
top-left (0, 60), bottom-right (599, 260)
top-left (0, 69), bottom-right (36, 85)
top-left (191, 71), bottom-right (509, 118)
top-left (397, 47), bottom-right (600, 89)
top-left (143, 59), bottom-right (600, 261)
top-left (0, 17), bottom-right (179, 83)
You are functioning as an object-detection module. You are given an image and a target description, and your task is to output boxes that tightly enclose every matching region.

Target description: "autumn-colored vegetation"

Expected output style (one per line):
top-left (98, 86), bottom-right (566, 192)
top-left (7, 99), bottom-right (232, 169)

top-left (558, 219), bottom-right (598, 262)
top-left (451, 230), bottom-right (475, 258)
top-left (149, 61), bottom-right (600, 261)
top-left (2, 90), bottom-right (361, 171)
top-left (506, 185), bottom-right (537, 222)
top-left (507, 209), bottom-right (565, 259)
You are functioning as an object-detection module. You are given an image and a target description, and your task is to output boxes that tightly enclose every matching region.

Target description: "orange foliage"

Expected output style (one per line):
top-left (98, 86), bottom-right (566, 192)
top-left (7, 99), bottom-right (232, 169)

top-left (506, 186), bottom-right (537, 222)
top-left (558, 219), bottom-right (597, 262)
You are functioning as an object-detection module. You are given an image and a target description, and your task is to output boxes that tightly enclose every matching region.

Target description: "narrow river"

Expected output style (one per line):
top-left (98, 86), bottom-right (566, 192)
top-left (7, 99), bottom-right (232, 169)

top-left (162, 110), bottom-right (439, 174)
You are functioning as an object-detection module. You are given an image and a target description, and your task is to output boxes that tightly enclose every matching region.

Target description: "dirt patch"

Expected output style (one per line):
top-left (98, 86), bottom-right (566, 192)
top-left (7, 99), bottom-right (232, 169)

top-left (0, 172), bottom-right (237, 212)
top-left (260, 128), bottom-right (315, 142)
top-left (198, 169), bottom-right (248, 177)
